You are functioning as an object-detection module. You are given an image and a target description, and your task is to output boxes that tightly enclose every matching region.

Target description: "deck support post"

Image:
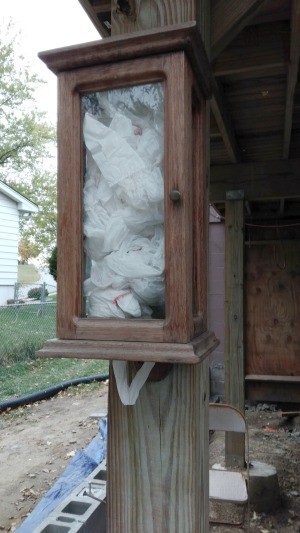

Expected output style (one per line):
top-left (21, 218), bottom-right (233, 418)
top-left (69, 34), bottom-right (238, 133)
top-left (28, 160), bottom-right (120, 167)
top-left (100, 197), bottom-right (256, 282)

top-left (225, 193), bottom-right (245, 467)
top-left (107, 361), bottom-right (210, 532)
top-left (105, 2), bottom-right (212, 531)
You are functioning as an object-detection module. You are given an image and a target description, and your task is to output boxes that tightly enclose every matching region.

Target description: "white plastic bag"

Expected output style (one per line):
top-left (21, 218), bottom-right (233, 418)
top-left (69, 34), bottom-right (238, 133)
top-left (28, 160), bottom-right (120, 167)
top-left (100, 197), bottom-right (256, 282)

top-left (83, 113), bottom-right (145, 186)
top-left (84, 285), bottom-right (142, 318)
top-left (112, 360), bottom-right (155, 405)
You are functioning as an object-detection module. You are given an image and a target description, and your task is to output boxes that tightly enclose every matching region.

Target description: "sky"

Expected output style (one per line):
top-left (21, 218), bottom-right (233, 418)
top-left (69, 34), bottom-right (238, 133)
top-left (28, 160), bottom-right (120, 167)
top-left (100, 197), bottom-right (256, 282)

top-left (1, 0), bottom-right (100, 123)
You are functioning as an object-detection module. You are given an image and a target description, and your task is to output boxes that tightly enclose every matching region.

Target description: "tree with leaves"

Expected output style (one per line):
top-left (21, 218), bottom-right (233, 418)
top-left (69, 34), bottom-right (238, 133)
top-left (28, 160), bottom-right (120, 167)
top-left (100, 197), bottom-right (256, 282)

top-left (12, 170), bottom-right (57, 260)
top-left (0, 22), bottom-right (57, 260)
top-left (0, 22), bottom-right (56, 179)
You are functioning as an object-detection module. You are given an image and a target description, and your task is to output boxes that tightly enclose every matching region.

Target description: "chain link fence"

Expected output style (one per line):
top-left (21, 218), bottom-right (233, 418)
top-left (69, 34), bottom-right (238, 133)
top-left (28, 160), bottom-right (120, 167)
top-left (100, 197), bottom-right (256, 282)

top-left (0, 282), bottom-right (57, 366)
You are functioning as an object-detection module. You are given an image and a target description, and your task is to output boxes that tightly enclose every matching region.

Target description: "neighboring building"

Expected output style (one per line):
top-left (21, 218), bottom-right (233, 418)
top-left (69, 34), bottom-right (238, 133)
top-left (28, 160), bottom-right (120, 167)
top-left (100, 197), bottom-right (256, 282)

top-left (0, 180), bottom-right (38, 305)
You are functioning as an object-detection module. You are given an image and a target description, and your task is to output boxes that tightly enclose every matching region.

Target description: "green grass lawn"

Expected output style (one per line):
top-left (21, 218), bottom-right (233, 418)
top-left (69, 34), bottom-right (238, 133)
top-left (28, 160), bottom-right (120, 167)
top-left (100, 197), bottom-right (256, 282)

top-left (0, 357), bottom-right (109, 401)
top-left (0, 303), bottom-right (56, 366)
top-left (0, 299), bottom-right (109, 403)
top-left (0, 301), bottom-right (109, 402)
top-left (18, 263), bottom-right (40, 283)
top-left (47, 292), bottom-right (57, 302)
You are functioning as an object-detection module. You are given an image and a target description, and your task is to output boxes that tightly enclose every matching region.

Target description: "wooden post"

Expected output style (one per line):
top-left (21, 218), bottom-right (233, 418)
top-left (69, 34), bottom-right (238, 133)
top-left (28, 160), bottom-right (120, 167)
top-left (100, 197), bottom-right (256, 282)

top-left (224, 192), bottom-right (245, 467)
top-left (108, 362), bottom-right (209, 532)
top-left (106, 1), bottom-right (212, 532)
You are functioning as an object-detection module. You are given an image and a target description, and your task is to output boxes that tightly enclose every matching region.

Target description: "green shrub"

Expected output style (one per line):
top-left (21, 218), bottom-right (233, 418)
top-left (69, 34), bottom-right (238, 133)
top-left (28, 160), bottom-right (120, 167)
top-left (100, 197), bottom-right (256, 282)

top-left (27, 286), bottom-right (49, 300)
top-left (48, 246), bottom-right (57, 281)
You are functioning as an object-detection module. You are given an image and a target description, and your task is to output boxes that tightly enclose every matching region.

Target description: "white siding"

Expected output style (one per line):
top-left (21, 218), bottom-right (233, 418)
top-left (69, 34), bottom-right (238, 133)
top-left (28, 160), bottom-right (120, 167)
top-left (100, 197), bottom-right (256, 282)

top-left (0, 191), bottom-right (19, 300)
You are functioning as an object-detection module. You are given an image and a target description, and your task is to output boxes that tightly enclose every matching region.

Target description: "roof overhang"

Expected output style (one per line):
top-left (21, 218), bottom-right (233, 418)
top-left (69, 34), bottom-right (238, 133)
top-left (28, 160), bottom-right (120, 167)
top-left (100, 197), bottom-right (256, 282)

top-left (0, 181), bottom-right (39, 214)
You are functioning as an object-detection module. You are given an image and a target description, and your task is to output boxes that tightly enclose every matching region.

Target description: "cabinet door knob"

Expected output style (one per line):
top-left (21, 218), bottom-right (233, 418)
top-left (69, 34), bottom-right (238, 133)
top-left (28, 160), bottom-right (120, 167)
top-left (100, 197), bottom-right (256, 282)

top-left (169, 189), bottom-right (181, 202)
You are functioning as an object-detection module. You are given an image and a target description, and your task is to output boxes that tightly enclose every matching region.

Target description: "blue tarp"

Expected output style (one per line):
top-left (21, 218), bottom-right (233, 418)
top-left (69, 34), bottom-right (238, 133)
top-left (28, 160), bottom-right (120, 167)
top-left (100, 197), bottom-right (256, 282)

top-left (16, 417), bottom-right (107, 533)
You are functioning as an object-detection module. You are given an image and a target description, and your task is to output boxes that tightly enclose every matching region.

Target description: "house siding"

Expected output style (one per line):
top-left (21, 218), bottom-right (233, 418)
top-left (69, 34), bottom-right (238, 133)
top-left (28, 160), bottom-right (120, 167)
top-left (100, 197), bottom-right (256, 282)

top-left (0, 191), bottom-right (19, 302)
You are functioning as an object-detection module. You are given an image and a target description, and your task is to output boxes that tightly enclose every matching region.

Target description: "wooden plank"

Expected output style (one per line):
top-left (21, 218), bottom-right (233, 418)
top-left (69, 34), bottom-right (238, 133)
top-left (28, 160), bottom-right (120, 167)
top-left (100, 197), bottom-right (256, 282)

top-left (36, 332), bottom-right (219, 364)
top-left (110, 0), bottom-right (197, 36)
top-left (246, 381), bottom-right (300, 403)
top-left (222, 78), bottom-right (286, 137)
top-left (163, 53), bottom-right (195, 342)
top-left (225, 198), bottom-right (245, 467)
top-left (90, 0), bottom-right (111, 14)
top-left (56, 71), bottom-right (82, 339)
top-left (107, 359), bottom-right (210, 533)
top-left (246, 375), bottom-right (300, 383)
top-left (212, 21), bottom-right (289, 81)
top-left (193, 93), bottom-right (209, 330)
top-left (245, 243), bottom-right (300, 377)
top-left (211, 0), bottom-right (266, 60)
top-left (283, 0), bottom-right (300, 158)
top-left (210, 79), bottom-right (241, 163)
top-left (210, 158), bottom-right (300, 202)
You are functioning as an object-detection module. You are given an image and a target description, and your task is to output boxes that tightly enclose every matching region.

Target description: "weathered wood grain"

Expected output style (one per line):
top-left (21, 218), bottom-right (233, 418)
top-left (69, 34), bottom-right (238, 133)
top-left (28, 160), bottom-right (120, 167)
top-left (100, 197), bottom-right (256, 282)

top-left (245, 242), bottom-right (300, 377)
top-left (111, 0), bottom-right (197, 35)
top-left (210, 78), bottom-right (242, 163)
top-left (283, 0), bottom-right (300, 158)
top-left (212, 21), bottom-right (289, 81)
top-left (211, 0), bottom-right (266, 59)
top-left (107, 359), bottom-right (210, 532)
top-left (210, 158), bottom-right (300, 203)
top-left (56, 71), bottom-right (83, 339)
top-left (36, 332), bottom-right (219, 364)
top-left (225, 198), bottom-right (245, 467)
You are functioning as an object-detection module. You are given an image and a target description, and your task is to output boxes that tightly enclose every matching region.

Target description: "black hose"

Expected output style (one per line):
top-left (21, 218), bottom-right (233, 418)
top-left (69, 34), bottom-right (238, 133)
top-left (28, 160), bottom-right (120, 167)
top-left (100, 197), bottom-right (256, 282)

top-left (0, 373), bottom-right (109, 412)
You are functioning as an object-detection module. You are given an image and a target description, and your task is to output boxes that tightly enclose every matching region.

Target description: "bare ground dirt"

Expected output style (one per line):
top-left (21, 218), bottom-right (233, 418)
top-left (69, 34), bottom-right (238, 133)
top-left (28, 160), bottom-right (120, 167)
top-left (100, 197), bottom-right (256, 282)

top-left (0, 386), bottom-right (299, 533)
top-left (0, 382), bottom-right (108, 532)
top-left (210, 404), bottom-right (300, 532)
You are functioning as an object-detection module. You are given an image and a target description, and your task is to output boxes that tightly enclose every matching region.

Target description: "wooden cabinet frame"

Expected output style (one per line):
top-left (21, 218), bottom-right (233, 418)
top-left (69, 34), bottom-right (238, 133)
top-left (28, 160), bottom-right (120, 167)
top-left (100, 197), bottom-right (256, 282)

top-left (38, 24), bottom-right (218, 363)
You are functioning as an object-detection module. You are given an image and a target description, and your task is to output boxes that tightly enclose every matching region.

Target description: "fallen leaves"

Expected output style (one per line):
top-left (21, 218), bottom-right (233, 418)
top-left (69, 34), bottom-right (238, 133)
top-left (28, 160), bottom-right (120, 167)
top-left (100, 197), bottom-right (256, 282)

top-left (20, 487), bottom-right (37, 500)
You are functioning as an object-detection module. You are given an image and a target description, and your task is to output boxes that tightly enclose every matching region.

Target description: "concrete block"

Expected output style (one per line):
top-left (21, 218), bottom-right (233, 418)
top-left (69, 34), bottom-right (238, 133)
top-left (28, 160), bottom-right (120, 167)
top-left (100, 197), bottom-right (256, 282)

top-left (249, 460), bottom-right (280, 513)
top-left (58, 495), bottom-right (105, 532)
top-left (34, 517), bottom-right (80, 533)
top-left (86, 460), bottom-right (107, 482)
top-left (33, 465), bottom-right (107, 532)
top-left (60, 498), bottom-right (95, 517)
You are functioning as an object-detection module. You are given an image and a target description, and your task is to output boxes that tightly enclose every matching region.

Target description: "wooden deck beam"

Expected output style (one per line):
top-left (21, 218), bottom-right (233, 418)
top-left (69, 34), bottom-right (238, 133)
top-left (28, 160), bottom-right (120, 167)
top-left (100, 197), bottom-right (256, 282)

top-left (283, 0), bottom-right (300, 158)
top-left (211, 79), bottom-right (242, 163)
top-left (211, 0), bottom-right (266, 60)
top-left (210, 158), bottom-right (300, 202)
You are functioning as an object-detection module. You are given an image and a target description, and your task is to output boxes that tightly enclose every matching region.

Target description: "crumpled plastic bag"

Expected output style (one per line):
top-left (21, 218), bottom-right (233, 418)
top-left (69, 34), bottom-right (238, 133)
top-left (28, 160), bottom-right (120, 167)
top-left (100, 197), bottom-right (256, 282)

top-left (115, 167), bottom-right (164, 209)
top-left (82, 98), bottom-right (165, 318)
top-left (83, 113), bottom-right (164, 210)
top-left (87, 229), bottom-right (164, 306)
top-left (84, 277), bottom-right (154, 318)
top-left (84, 285), bottom-right (143, 319)
top-left (83, 113), bottom-right (145, 187)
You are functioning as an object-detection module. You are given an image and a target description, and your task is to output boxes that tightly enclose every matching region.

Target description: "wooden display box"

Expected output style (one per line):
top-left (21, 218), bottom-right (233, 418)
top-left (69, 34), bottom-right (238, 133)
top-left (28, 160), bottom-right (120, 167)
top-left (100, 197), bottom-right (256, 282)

top-left (37, 23), bottom-right (218, 363)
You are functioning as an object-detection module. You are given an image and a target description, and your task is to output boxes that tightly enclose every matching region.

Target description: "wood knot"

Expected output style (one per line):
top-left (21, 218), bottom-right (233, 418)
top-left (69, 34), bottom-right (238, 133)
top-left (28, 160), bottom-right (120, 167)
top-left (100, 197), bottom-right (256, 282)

top-left (116, 0), bottom-right (136, 19)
